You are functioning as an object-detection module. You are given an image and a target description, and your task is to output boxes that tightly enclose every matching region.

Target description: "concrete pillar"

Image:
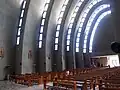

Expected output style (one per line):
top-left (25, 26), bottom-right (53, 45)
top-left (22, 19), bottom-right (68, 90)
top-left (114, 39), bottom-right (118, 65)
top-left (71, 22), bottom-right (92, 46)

top-left (83, 53), bottom-right (91, 67)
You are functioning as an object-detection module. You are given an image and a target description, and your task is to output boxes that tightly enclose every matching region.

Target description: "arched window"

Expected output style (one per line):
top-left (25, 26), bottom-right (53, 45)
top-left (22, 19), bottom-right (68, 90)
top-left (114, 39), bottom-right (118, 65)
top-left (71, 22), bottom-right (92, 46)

top-left (54, 0), bottom-right (69, 50)
top-left (82, 4), bottom-right (110, 53)
top-left (75, 0), bottom-right (102, 52)
top-left (89, 10), bottom-right (111, 52)
top-left (16, 0), bottom-right (27, 45)
top-left (66, 0), bottom-right (85, 51)
top-left (39, 0), bottom-right (51, 48)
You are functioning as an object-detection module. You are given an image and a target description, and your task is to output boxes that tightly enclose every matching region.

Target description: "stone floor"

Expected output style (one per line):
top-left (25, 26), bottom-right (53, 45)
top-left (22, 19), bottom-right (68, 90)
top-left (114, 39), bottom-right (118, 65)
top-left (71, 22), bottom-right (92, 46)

top-left (0, 81), bottom-right (99, 90)
top-left (0, 81), bottom-right (53, 90)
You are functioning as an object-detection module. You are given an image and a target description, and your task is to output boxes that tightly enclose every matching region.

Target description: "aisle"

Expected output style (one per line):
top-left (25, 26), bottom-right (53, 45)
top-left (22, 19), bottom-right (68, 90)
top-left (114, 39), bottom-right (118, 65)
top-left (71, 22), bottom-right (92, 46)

top-left (0, 81), bottom-right (53, 90)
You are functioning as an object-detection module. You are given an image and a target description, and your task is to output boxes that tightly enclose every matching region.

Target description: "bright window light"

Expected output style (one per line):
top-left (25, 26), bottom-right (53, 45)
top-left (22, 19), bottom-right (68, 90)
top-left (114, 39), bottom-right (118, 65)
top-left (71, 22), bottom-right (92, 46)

top-left (43, 12), bottom-right (47, 18)
top-left (84, 39), bottom-right (87, 44)
top-left (21, 10), bottom-right (24, 17)
top-left (19, 19), bottom-right (23, 26)
top-left (83, 13), bottom-right (87, 18)
top-left (69, 23), bottom-right (73, 28)
top-left (70, 18), bottom-right (75, 23)
top-left (54, 0), bottom-right (70, 50)
top-left (87, 21), bottom-right (92, 27)
top-left (79, 23), bottom-right (83, 27)
top-left (85, 8), bottom-right (89, 14)
top-left (68, 29), bottom-right (72, 34)
top-left (41, 19), bottom-right (45, 25)
top-left (81, 18), bottom-right (85, 22)
top-left (85, 35), bottom-right (87, 39)
top-left (67, 46), bottom-right (70, 51)
top-left (46, 0), bottom-right (51, 3)
top-left (76, 43), bottom-right (79, 47)
top-left (72, 13), bottom-right (77, 17)
top-left (80, 4), bottom-right (111, 53)
top-left (76, 38), bottom-right (80, 43)
top-left (77, 1), bottom-right (82, 7)
top-left (78, 28), bottom-right (82, 32)
top-left (39, 34), bottom-right (43, 40)
top-left (76, 48), bottom-right (79, 52)
top-left (44, 4), bottom-right (49, 11)
top-left (55, 45), bottom-right (58, 50)
top-left (38, 0), bottom-right (51, 48)
top-left (61, 5), bottom-right (66, 11)
top-left (58, 18), bottom-right (62, 24)
top-left (55, 38), bottom-right (58, 43)
top-left (77, 33), bottom-right (81, 37)
top-left (57, 25), bottom-right (61, 30)
top-left (67, 40), bottom-right (70, 45)
top-left (89, 46), bottom-right (92, 51)
top-left (83, 48), bottom-right (86, 53)
top-left (17, 28), bottom-right (21, 36)
top-left (92, 0), bottom-right (97, 5)
top-left (17, 37), bottom-right (20, 45)
top-left (64, 0), bottom-right (69, 5)
top-left (40, 26), bottom-right (44, 33)
top-left (39, 41), bottom-right (42, 48)
top-left (89, 10), bottom-right (111, 52)
top-left (22, 1), bottom-right (26, 9)
top-left (74, 7), bottom-right (79, 12)
top-left (67, 35), bottom-right (70, 39)
top-left (59, 11), bottom-right (64, 17)
top-left (86, 26), bottom-right (90, 31)
top-left (56, 31), bottom-right (59, 37)
top-left (66, 0), bottom-right (84, 51)
top-left (83, 44), bottom-right (86, 48)
top-left (88, 3), bottom-right (93, 9)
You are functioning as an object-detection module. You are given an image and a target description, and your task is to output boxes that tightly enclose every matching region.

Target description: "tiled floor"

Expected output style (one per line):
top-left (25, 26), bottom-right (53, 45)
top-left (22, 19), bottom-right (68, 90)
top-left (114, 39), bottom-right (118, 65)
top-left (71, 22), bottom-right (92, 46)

top-left (0, 81), bottom-right (53, 90)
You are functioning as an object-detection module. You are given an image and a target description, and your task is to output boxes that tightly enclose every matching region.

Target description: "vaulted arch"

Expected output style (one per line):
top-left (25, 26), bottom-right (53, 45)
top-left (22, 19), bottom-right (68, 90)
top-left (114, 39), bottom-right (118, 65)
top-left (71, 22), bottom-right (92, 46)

top-left (82, 4), bottom-right (110, 53)
top-left (89, 10), bottom-right (111, 53)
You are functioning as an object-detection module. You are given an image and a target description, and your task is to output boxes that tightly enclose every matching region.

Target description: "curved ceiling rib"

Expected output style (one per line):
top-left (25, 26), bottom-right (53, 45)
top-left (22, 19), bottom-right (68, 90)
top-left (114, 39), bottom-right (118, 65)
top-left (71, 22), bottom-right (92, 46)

top-left (16, 0), bottom-right (27, 45)
top-left (66, 0), bottom-right (85, 51)
top-left (89, 10), bottom-right (111, 53)
top-left (38, 0), bottom-right (51, 48)
top-left (54, 0), bottom-right (70, 50)
top-left (82, 4), bottom-right (110, 53)
top-left (74, 0), bottom-right (103, 52)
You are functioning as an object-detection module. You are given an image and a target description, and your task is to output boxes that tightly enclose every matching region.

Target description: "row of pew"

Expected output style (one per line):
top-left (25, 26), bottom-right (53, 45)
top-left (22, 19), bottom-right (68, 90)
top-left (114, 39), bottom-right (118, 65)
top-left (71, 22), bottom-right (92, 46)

top-left (9, 66), bottom-right (120, 90)
top-left (10, 67), bottom-right (94, 86)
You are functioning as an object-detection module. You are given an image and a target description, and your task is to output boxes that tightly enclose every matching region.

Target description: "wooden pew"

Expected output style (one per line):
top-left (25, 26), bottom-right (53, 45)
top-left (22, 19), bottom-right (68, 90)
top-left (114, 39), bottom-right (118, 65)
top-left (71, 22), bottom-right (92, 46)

top-left (9, 66), bottom-right (110, 87)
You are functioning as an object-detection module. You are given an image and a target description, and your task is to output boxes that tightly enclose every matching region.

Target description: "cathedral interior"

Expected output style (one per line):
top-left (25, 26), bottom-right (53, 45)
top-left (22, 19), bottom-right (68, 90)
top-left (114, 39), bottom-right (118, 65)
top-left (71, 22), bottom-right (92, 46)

top-left (0, 0), bottom-right (120, 90)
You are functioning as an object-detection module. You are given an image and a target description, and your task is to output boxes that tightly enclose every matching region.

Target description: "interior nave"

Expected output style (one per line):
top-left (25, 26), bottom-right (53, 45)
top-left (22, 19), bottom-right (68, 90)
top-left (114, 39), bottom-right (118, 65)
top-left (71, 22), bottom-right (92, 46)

top-left (0, 0), bottom-right (120, 90)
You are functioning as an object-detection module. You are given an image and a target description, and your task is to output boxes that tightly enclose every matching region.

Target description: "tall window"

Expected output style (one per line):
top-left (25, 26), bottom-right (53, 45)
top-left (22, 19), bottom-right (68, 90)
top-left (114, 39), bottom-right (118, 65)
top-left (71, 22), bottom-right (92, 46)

top-left (39, 0), bottom-right (51, 48)
top-left (82, 4), bottom-right (110, 53)
top-left (66, 0), bottom-right (85, 51)
top-left (89, 10), bottom-right (111, 52)
top-left (75, 0), bottom-right (102, 52)
top-left (16, 0), bottom-right (27, 45)
top-left (54, 0), bottom-right (69, 50)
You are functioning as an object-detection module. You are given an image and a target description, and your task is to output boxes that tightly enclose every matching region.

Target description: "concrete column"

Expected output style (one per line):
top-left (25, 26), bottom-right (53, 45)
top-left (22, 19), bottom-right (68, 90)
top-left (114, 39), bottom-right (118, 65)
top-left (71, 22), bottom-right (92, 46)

top-left (83, 53), bottom-right (91, 67)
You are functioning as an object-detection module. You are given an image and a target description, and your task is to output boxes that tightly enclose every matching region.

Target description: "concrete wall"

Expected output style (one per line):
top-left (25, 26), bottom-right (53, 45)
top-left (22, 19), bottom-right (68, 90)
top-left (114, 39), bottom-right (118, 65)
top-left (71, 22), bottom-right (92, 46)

top-left (0, 0), bottom-right (118, 79)
top-left (62, 0), bottom-right (78, 70)
top-left (0, 0), bottom-right (20, 80)
top-left (21, 0), bottom-right (45, 74)
top-left (46, 0), bottom-right (66, 72)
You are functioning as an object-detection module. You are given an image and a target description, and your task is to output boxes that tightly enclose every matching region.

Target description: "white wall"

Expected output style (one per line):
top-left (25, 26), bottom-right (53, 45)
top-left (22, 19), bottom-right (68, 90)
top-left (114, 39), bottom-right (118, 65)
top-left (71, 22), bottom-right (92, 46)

top-left (107, 55), bottom-right (120, 67)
